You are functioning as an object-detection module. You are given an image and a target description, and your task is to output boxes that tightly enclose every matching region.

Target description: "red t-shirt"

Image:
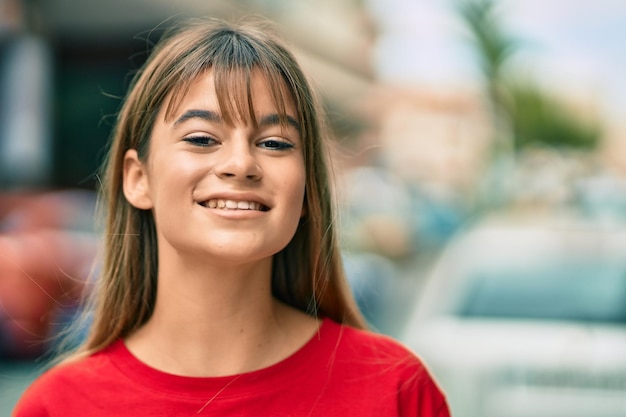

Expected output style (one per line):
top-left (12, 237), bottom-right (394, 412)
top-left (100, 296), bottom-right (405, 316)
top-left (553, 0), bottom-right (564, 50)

top-left (13, 318), bottom-right (449, 416)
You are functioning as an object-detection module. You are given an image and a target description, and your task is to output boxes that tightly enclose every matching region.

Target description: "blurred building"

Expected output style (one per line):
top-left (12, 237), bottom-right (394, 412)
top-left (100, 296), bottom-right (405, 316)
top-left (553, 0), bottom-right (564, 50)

top-left (1, 0), bottom-right (378, 189)
top-left (364, 86), bottom-right (492, 192)
top-left (0, 0), bottom-right (509, 203)
top-left (0, 0), bottom-right (52, 188)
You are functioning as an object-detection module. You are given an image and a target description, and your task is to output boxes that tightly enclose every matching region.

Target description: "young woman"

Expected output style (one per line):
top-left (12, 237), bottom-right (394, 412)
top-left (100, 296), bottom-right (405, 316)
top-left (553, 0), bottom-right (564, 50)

top-left (13, 18), bottom-right (450, 416)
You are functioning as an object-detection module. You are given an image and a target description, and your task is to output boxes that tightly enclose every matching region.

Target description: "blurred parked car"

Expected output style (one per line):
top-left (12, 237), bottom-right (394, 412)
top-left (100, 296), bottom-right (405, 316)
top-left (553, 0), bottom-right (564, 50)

top-left (402, 213), bottom-right (626, 417)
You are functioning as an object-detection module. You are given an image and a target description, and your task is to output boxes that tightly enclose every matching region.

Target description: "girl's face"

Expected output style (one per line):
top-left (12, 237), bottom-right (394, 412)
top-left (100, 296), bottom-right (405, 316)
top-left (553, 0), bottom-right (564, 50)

top-left (123, 71), bottom-right (306, 268)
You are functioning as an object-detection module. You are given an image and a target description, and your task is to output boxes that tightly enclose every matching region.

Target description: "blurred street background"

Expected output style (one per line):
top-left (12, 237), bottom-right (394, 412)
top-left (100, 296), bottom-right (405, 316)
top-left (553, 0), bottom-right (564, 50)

top-left (1, 0), bottom-right (625, 415)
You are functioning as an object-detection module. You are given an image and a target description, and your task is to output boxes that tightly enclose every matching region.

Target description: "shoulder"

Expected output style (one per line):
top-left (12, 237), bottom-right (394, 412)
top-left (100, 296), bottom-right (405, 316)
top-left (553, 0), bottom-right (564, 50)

top-left (320, 318), bottom-right (435, 383)
top-left (325, 319), bottom-right (421, 365)
top-left (12, 360), bottom-right (84, 416)
top-left (12, 344), bottom-right (120, 416)
top-left (318, 319), bottom-right (450, 416)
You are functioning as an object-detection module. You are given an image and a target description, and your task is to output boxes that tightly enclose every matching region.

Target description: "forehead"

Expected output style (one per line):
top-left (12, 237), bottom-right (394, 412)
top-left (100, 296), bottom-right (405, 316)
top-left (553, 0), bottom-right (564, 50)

top-left (163, 69), bottom-right (298, 126)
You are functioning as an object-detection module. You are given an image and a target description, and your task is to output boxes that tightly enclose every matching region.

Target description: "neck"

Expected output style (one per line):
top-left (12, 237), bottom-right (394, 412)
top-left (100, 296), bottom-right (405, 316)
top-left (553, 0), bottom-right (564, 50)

top-left (154, 254), bottom-right (276, 326)
top-left (125, 254), bottom-right (318, 377)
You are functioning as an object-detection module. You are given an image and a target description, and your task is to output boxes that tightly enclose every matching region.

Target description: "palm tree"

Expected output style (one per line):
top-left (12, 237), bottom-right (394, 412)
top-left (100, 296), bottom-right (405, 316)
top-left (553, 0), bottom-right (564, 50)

top-left (456, 0), bottom-right (600, 154)
top-left (457, 0), bottom-right (517, 157)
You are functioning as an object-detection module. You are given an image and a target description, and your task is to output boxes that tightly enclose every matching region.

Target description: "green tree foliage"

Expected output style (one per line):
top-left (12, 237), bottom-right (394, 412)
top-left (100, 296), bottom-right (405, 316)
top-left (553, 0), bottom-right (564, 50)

top-left (456, 0), bottom-right (601, 152)
top-left (504, 81), bottom-right (600, 150)
top-left (456, 0), bottom-right (515, 99)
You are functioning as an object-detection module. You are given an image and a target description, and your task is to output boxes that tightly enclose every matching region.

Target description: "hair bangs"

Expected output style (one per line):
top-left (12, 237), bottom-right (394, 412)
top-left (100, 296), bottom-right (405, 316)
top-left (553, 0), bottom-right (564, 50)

top-left (213, 64), bottom-right (295, 130)
top-left (160, 25), bottom-right (296, 131)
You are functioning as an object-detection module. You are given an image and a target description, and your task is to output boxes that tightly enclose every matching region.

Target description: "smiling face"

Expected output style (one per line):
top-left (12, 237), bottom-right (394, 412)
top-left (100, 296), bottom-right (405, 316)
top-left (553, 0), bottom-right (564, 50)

top-left (123, 70), bottom-right (306, 269)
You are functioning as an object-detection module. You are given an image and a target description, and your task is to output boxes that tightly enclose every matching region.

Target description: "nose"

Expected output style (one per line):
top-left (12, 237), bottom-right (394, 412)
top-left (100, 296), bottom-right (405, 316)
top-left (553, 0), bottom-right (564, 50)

top-left (213, 141), bottom-right (262, 181)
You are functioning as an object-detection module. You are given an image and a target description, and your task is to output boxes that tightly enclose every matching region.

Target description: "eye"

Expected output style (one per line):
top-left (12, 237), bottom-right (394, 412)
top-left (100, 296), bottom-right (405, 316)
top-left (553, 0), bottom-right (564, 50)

top-left (183, 135), bottom-right (219, 147)
top-left (258, 138), bottom-right (295, 151)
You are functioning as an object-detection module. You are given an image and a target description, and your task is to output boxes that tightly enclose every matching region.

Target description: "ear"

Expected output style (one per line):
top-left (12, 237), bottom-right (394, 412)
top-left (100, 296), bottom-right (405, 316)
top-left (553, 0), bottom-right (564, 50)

top-left (123, 149), bottom-right (153, 210)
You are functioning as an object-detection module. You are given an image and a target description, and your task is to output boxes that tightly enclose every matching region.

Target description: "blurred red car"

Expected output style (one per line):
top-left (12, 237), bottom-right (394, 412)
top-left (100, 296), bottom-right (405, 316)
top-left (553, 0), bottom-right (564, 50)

top-left (0, 190), bottom-right (98, 359)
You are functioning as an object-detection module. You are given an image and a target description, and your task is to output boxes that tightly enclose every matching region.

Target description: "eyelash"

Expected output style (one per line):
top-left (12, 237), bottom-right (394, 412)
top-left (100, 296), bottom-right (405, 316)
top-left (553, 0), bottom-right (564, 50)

top-left (258, 139), bottom-right (294, 151)
top-left (183, 135), bottom-right (218, 147)
top-left (183, 136), bottom-right (294, 151)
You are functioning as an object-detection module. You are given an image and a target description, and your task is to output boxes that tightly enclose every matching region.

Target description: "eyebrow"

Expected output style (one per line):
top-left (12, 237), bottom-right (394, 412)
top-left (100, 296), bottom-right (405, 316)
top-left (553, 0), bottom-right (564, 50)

top-left (259, 114), bottom-right (301, 132)
top-left (173, 109), bottom-right (300, 132)
top-left (173, 109), bottom-right (221, 126)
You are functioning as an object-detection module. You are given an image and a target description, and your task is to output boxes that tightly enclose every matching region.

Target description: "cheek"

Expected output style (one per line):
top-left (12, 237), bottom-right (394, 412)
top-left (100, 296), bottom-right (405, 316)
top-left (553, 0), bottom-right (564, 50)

top-left (279, 177), bottom-right (306, 247)
top-left (288, 166), bottom-right (306, 200)
top-left (273, 159), bottom-right (305, 214)
top-left (149, 155), bottom-right (209, 194)
top-left (287, 172), bottom-right (307, 218)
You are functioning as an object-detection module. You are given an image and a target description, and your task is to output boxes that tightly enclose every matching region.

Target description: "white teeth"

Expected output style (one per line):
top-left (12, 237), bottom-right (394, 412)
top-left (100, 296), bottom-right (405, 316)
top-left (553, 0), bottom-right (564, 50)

top-left (204, 199), bottom-right (263, 211)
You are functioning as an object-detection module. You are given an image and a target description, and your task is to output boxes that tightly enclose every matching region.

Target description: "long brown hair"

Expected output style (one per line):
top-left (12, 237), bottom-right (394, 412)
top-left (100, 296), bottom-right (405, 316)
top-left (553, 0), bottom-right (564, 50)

top-left (72, 17), bottom-right (365, 357)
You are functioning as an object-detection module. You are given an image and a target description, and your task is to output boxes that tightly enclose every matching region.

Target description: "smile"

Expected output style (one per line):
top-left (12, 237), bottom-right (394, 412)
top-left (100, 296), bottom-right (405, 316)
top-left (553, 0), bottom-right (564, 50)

top-left (200, 199), bottom-right (269, 211)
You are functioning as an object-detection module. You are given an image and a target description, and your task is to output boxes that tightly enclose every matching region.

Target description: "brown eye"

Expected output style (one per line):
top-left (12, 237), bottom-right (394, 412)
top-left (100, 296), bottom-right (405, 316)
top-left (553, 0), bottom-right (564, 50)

top-left (258, 139), bottom-right (294, 150)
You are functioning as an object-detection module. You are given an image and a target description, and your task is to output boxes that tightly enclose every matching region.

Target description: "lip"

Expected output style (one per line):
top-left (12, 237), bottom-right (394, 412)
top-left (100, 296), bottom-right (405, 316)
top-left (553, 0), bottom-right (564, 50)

top-left (195, 192), bottom-right (272, 212)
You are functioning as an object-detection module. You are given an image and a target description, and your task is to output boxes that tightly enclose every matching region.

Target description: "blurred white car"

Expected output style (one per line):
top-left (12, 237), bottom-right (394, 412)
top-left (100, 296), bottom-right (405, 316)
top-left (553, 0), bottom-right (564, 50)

top-left (402, 214), bottom-right (626, 417)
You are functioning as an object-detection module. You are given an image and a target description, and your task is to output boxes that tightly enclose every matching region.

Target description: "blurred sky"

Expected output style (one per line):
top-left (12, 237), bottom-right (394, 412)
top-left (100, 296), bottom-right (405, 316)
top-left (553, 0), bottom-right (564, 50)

top-left (366, 0), bottom-right (626, 124)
